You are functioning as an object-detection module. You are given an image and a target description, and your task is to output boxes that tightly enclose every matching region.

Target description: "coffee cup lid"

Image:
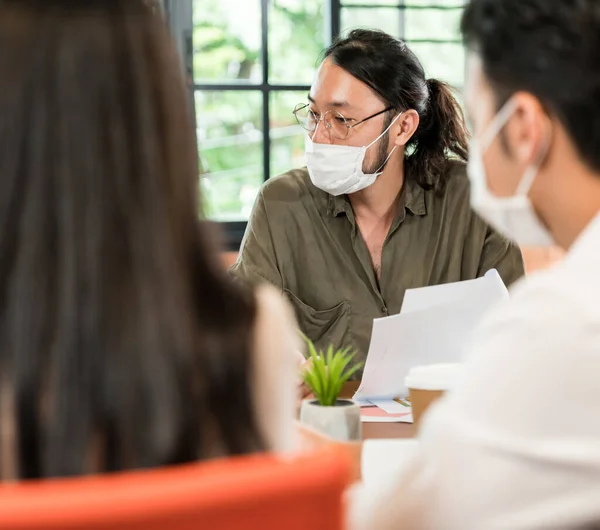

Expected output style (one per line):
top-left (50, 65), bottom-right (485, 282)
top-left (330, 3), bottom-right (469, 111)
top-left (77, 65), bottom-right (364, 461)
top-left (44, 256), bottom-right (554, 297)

top-left (405, 363), bottom-right (462, 391)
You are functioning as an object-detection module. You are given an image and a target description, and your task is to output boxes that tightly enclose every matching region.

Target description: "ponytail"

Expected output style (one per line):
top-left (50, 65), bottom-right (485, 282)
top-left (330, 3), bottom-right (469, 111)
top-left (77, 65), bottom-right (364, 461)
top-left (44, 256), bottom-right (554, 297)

top-left (405, 79), bottom-right (469, 191)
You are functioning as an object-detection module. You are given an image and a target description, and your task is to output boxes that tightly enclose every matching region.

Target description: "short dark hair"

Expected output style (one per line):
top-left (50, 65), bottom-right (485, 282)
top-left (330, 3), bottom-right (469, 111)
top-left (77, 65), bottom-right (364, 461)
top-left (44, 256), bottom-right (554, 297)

top-left (323, 29), bottom-right (468, 191)
top-left (461, 0), bottom-right (600, 173)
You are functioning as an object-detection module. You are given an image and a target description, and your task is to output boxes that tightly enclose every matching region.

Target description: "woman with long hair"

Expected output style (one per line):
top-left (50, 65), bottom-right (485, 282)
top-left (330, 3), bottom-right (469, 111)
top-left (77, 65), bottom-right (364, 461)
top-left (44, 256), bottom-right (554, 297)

top-left (0, 0), bottom-right (297, 480)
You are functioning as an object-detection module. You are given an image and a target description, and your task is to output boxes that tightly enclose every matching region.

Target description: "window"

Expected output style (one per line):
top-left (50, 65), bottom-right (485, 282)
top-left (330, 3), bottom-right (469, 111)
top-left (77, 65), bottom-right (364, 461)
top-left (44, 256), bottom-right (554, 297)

top-left (341, 1), bottom-right (465, 88)
top-left (166, 0), bottom-right (465, 249)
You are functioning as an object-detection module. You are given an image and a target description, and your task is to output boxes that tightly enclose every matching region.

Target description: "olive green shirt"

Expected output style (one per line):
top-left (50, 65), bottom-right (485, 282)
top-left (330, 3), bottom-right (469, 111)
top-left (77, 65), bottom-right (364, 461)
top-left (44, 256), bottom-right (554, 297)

top-left (231, 162), bottom-right (524, 376)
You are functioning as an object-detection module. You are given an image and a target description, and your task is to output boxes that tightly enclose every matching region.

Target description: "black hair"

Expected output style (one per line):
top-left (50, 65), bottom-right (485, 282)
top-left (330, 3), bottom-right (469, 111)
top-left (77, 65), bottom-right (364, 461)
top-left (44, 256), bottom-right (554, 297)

top-left (323, 29), bottom-right (469, 191)
top-left (462, 0), bottom-right (600, 174)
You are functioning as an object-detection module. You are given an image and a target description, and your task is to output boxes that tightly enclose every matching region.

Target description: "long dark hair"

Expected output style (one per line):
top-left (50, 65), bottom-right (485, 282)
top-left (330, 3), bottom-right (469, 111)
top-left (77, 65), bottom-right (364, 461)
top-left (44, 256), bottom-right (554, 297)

top-left (324, 29), bottom-right (469, 191)
top-left (0, 0), bottom-right (263, 480)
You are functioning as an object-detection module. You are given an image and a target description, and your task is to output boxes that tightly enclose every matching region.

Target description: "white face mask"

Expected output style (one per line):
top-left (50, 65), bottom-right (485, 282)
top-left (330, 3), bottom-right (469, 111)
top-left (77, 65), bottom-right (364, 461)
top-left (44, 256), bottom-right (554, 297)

top-left (468, 98), bottom-right (554, 247)
top-left (305, 113), bottom-right (402, 196)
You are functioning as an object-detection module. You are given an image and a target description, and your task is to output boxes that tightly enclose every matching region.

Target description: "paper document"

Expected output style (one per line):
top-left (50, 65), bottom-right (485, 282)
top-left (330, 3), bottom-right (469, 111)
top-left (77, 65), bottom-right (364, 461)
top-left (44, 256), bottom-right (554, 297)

top-left (368, 399), bottom-right (410, 414)
top-left (354, 270), bottom-right (508, 400)
top-left (401, 269), bottom-right (507, 314)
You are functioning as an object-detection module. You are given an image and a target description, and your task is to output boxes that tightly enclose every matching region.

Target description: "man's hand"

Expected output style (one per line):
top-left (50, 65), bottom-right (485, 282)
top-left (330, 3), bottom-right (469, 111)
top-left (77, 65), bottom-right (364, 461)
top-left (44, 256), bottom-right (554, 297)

top-left (296, 353), bottom-right (314, 401)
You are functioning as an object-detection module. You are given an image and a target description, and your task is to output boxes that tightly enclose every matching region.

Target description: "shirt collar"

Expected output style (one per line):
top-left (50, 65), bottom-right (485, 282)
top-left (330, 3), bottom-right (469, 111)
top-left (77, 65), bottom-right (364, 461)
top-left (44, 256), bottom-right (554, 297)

top-left (326, 178), bottom-right (427, 221)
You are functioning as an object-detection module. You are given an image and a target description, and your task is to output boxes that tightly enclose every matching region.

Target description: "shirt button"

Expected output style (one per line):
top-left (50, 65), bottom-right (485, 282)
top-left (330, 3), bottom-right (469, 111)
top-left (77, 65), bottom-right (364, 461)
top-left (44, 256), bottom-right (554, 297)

top-left (381, 306), bottom-right (387, 314)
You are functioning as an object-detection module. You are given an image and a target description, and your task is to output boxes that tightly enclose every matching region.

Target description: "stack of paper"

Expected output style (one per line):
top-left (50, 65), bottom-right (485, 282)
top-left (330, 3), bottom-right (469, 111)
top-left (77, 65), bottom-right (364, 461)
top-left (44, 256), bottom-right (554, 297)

top-left (354, 269), bottom-right (509, 409)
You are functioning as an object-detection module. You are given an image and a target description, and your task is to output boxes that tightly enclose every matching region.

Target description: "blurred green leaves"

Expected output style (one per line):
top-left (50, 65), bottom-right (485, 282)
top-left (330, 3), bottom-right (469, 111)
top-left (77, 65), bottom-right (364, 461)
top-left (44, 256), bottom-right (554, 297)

top-left (301, 338), bottom-right (363, 407)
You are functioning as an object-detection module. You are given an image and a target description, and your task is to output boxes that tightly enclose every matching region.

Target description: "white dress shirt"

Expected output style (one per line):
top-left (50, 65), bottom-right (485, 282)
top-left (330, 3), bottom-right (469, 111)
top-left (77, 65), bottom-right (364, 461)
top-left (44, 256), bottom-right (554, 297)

top-left (414, 212), bottom-right (600, 529)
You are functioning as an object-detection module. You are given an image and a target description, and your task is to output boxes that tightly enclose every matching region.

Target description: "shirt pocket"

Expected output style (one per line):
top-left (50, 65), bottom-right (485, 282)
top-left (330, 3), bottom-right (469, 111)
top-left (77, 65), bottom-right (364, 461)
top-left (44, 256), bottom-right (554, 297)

top-left (283, 289), bottom-right (352, 353)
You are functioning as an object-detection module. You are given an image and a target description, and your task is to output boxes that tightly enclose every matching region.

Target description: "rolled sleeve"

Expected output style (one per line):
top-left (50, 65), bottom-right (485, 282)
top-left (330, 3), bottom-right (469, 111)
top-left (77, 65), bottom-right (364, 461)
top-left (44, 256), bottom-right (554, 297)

top-left (230, 191), bottom-right (283, 290)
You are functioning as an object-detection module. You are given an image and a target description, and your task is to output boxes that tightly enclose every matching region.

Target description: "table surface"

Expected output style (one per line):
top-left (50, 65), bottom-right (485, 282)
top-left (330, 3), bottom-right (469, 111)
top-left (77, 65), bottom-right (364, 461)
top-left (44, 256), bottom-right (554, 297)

top-left (341, 382), bottom-right (415, 440)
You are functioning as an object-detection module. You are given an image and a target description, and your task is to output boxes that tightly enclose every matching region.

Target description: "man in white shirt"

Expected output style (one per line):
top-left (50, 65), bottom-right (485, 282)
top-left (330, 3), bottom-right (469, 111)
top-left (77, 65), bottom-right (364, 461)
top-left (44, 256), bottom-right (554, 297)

top-left (359, 1), bottom-right (600, 529)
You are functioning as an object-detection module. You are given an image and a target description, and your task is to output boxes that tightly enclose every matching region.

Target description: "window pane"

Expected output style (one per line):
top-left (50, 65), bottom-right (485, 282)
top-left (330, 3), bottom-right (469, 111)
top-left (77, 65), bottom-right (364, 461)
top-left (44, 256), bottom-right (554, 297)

top-left (341, 8), bottom-right (401, 38)
top-left (407, 0), bottom-right (464, 6)
top-left (269, 0), bottom-right (325, 85)
top-left (196, 91), bottom-right (263, 221)
top-left (407, 41), bottom-right (464, 87)
top-left (270, 91), bottom-right (307, 178)
top-left (342, 0), bottom-right (399, 5)
top-left (192, 0), bottom-right (262, 84)
top-left (404, 8), bottom-right (463, 41)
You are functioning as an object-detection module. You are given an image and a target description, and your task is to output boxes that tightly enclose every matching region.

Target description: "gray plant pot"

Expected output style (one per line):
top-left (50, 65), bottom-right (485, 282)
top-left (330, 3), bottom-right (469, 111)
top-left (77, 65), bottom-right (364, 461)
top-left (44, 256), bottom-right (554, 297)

top-left (300, 399), bottom-right (362, 442)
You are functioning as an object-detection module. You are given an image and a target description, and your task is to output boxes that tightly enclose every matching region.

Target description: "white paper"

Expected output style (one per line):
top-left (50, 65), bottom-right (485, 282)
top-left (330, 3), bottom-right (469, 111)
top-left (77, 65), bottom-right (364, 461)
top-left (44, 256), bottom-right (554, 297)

top-left (354, 397), bottom-right (375, 407)
top-left (354, 269), bottom-right (508, 400)
top-left (368, 399), bottom-right (410, 414)
top-left (360, 414), bottom-right (413, 423)
top-left (401, 269), bottom-right (508, 314)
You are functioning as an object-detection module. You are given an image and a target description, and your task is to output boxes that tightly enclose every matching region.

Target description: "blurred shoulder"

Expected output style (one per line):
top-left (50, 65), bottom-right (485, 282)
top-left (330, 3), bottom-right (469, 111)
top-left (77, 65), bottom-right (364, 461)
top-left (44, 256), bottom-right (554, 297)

top-left (423, 159), bottom-right (471, 212)
top-left (482, 263), bottom-right (597, 346)
top-left (251, 284), bottom-right (300, 452)
top-left (253, 284), bottom-right (299, 349)
top-left (254, 284), bottom-right (294, 322)
top-left (443, 159), bottom-right (470, 195)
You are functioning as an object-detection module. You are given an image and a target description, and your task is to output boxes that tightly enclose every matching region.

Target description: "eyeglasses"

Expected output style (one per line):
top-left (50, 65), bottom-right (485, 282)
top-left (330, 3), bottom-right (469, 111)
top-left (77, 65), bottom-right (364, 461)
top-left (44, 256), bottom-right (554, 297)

top-left (293, 103), bottom-right (392, 140)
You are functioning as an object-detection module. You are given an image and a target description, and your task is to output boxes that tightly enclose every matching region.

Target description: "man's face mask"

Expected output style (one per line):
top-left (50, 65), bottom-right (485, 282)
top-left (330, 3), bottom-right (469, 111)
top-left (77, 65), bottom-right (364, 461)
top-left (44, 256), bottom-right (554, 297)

top-left (305, 113), bottom-right (402, 196)
top-left (468, 98), bottom-right (554, 247)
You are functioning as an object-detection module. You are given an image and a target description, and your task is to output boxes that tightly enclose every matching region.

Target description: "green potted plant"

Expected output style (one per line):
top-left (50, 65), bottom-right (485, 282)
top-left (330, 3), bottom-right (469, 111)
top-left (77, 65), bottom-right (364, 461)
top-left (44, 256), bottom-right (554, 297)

top-left (300, 339), bottom-right (364, 441)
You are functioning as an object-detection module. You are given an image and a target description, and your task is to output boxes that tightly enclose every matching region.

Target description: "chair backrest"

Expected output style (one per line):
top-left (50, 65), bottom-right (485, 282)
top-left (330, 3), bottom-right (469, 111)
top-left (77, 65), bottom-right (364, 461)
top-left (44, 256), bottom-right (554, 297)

top-left (0, 450), bottom-right (349, 530)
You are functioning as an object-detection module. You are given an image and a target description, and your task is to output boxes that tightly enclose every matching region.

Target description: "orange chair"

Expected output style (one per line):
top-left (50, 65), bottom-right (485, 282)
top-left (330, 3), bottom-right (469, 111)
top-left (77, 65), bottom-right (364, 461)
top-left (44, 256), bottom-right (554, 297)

top-left (0, 450), bottom-right (350, 530)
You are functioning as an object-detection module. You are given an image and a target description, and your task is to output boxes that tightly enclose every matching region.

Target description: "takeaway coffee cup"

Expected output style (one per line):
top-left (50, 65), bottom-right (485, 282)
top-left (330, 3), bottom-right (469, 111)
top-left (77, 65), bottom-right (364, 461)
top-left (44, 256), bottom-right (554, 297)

top-left (405, 363), bottom-right (462, 428)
